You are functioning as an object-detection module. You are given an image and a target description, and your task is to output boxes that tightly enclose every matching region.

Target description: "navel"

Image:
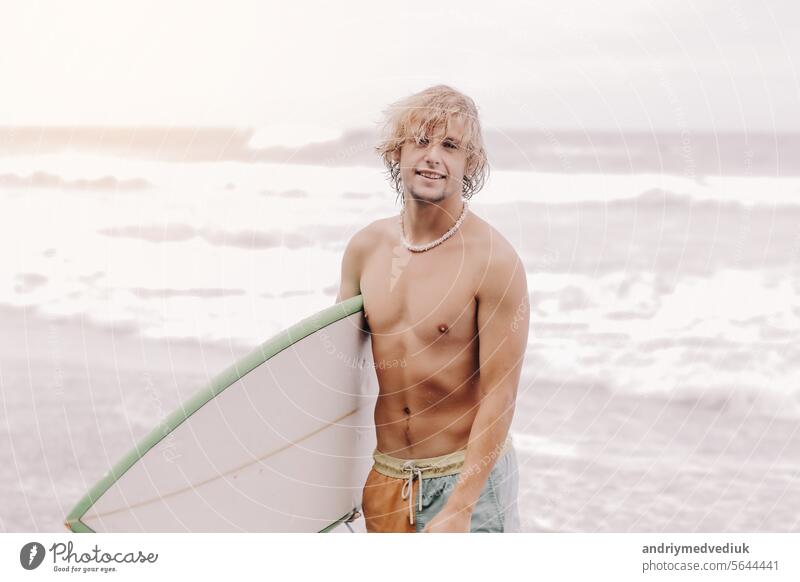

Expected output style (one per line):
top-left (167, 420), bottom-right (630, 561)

top-left (403, 406), bottom-right (411, 415)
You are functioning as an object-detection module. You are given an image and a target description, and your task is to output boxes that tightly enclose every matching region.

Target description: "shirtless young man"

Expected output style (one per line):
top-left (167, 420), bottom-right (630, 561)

top-left (336, 85), bottom-right (529, 533)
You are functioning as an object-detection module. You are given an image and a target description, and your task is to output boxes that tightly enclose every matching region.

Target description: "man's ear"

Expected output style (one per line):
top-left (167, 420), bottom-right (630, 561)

top-left (391, 148), bottom-right (401, 164)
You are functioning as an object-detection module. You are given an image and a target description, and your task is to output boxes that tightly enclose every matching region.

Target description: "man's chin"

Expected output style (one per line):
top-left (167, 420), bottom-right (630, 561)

top-left (407, 188), bottom-right (450, 204)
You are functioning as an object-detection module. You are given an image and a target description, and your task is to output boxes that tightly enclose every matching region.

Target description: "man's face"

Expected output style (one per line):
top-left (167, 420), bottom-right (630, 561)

top-left (393, 116), bottom-right (468, 204)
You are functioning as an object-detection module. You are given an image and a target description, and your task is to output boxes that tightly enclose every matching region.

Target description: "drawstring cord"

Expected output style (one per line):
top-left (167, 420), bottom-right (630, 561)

top-left (400, 461), bottom-right (429, 525)
top-left (374, 437), bottom-right (512, 527)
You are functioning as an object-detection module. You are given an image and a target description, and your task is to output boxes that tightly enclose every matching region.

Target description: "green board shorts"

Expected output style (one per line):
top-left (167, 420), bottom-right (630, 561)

top-left (361, 436), bottom-right (521, 533)
top-left (414, 445), bottom-right (521, 533)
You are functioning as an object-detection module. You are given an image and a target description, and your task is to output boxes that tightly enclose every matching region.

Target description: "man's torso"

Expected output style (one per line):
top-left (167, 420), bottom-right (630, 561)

top-left (359, 213), bottom-right (493, 459)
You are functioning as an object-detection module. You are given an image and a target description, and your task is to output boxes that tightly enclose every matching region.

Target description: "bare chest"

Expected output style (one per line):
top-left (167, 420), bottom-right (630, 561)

top-left (360, 240), bottom-right (479, 346)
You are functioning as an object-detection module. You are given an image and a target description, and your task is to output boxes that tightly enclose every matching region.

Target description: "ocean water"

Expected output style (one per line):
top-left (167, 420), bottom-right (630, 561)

top-left (1, 129), bottom-right (798, 532)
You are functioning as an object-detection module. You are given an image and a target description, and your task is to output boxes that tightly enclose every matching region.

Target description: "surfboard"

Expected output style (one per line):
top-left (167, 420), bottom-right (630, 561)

top-left (65, 295), bottom-right (378, 532)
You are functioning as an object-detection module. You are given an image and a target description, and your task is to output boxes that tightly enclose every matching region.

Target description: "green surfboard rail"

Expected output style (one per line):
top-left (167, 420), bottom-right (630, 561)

top-left (65, 295), bottom-right (366, 533)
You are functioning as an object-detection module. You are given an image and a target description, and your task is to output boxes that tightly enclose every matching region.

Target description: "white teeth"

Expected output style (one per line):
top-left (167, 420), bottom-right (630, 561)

top-left (418, 172), bottom-right (443, 179)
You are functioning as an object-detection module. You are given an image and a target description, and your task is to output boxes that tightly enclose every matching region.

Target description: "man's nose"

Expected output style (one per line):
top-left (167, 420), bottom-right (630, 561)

top-left (423, 143), bottom-right (443, 164)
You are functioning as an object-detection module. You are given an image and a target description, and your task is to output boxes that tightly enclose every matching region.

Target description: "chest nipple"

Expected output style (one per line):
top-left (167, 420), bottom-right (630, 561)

top-left (438, 323), bottom-right (449, 333)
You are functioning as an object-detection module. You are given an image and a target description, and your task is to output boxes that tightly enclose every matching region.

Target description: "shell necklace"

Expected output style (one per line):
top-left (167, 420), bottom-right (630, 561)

top-left (399, 199), bottom-right (469, 253)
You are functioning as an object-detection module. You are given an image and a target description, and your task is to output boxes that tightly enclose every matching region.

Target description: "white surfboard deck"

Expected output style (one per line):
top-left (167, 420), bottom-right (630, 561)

top-left (65, 295), bottom-right (378, 532)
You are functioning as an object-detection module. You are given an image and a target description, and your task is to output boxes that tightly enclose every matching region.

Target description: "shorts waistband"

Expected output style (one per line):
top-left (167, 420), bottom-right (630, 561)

top-left (372, 435), bottom-right (513, 480)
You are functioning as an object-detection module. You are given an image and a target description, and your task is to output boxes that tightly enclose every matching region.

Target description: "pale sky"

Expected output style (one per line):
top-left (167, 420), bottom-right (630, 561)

top-left (2, 0), bottom-right (798, 142)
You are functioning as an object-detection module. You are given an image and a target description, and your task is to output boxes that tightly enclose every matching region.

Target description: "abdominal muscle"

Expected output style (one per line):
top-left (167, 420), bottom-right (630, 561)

top-left (370, 337), bottom-right (481, 459)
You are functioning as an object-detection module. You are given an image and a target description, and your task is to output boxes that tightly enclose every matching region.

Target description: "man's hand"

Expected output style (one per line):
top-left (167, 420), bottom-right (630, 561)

top-left (422, 503), bottom-right (472, 533)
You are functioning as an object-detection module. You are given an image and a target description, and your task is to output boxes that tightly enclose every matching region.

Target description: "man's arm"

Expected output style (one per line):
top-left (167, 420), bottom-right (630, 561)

top-left (439, 244), bottom-right (530, 520)
top-left (336, 226), bottom-right (372, 303)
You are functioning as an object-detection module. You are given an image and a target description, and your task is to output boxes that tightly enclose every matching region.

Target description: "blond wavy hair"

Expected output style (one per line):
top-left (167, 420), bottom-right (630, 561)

top-left (375, 85), bottom-right (489, 204)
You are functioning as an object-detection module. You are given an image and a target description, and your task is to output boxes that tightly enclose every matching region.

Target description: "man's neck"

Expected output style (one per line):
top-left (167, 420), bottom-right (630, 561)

top-left (402, 195), bottom-right (466, 243)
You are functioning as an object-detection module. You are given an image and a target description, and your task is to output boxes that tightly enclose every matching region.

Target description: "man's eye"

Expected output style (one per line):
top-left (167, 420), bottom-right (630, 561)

top-left (415, 137), bottom-right (429, 146)
top-left (444, 141), bottom-right (458, 149)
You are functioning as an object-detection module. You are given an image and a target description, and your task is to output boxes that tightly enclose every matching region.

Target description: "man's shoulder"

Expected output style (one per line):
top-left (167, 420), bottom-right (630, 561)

top-left (338, 217), bottom-right (395, 302)
top-left (467, 212), bottom-right (522, 267)
top-left (344, 216), bottom-right (394, 259)
top-left (468, 213), bottom-right (525, 295)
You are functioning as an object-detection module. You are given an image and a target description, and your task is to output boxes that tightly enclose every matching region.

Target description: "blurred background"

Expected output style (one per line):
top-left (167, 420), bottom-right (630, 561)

top-left (1, 0), bottom-right (798, 532)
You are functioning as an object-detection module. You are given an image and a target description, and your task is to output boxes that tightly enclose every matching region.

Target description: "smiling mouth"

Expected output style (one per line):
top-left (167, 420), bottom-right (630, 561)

top-left (416, 170), bottom-right (446, 181)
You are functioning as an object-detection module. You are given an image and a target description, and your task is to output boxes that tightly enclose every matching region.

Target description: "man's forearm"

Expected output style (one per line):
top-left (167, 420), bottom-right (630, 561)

top-left (446, 383), bottom-right (516, 512)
